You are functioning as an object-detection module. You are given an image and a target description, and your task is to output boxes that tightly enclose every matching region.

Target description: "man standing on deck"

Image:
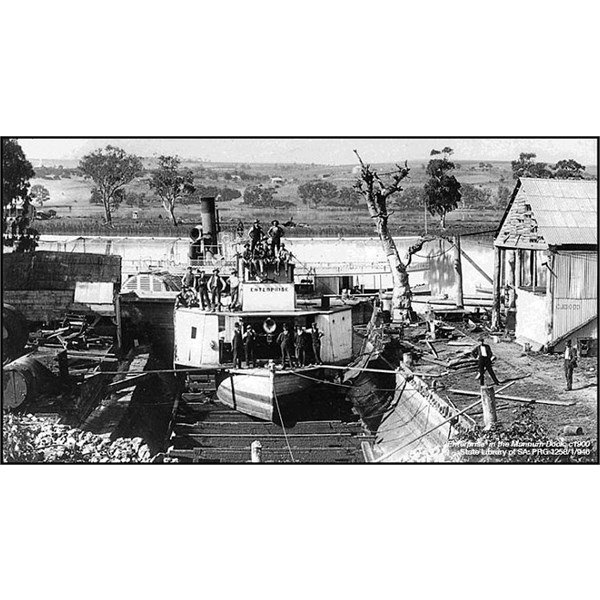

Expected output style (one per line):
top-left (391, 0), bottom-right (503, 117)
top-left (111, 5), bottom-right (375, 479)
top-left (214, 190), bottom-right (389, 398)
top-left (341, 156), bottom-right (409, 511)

top-left (183, 266), bottom-right (195, 288)
top-left (564, 340), bottom-right (578, 391)
top-left (244, 324), bottom-right (257, 368)
top-left (299, 327), bottom-right (312, 367)
top-left (473, 336), bottom-right (500, 386)
top-left (277, 323), bottom-right (294, 369)
top-left (294, 325), bottom-right (303, 366)
top-left (208, 268), bottom-right (225, 311)
top-left (311, 323), bottom-right (324, 365)
top-left (232, 322), bottom-right (243, 369)
top-left (229, 270), bottom-right (240, 311)
top-left (267, 219), bottom-right (284, 256)
top-left (248, 219), bottom-right (263, 254)
top-left (194, 269), bottom-right (210, 310)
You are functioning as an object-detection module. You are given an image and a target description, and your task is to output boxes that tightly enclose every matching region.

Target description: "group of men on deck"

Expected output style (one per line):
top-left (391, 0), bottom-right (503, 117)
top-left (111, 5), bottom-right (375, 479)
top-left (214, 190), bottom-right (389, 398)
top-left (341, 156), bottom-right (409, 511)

top-left (231, 322), bottom-right (324, 370)
top-left (240, 219), bottom-right (292, 279)
top-left (175, 267), bottom-right (240, 312)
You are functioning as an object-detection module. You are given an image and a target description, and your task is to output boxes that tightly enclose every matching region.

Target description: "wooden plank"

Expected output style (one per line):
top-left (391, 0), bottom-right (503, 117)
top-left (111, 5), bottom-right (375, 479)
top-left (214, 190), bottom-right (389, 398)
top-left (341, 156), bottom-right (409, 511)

top-left (420, 355), bottom-right (449, 368)
top-left (448, 389), bottom-right (575, 406)
top-left (495, 381), bottom-right (515, 394)
top-left (106, 373), bottom-right (149, 392)
top-left (458, 248), bottom-right (494, 285)
top-left (425, 340), bottom-right (439, 358)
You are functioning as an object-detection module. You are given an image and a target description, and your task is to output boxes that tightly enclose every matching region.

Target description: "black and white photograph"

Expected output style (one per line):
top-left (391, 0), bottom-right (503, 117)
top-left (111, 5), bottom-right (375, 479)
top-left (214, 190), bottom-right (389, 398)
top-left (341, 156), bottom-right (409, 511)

top-left (3, 137), bottom-right (597, 464)
top-left (2, 4), bottom-right (599, 600)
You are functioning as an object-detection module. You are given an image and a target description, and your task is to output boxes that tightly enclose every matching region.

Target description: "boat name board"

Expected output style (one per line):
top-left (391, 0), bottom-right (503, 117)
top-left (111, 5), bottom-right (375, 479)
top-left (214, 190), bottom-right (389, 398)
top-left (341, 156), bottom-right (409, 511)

top-left (242, 283), bottom-right (295, 312)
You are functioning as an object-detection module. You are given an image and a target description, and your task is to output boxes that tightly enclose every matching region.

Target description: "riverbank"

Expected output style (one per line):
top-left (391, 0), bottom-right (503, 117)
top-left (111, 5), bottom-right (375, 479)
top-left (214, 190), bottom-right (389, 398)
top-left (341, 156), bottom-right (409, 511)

top-left (32, 209), bottom-right (503, 238)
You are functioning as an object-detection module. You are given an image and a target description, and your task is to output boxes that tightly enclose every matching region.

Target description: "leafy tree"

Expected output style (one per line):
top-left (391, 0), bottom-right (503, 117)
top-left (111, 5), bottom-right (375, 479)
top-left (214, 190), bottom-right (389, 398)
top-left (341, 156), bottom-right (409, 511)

top-left (460, 183), bottom-right (493, 209)
top-left (511, 152), bottom-right (552, 179)
top-left (30, 184), bottom-right (50, 207)
top-left (183, 185), bottom-right (242, 205)
top-left (149, 155), bottom-right (195, 225)
top-left (243, 185), bottom-right (280, 208)
top-left (424, 148), bottom-right (462, 227)
top-left (79, 145), bottom-right (143, 226)
top-left (125, 191), bottom-right (149, 208)
top-left (2, 138), bottom-right (34, 210)
top-left (552, 159), bottom-right (586, 179)
top-left (336, 186), bottom-right (361, 206)
top-left (297, 180), bottom-right (338, 208)
top-left (219, 187), bottom-right (242, 201)
top-left (496, 184), bottom-right (512, 208)
top-left (391, 185), bottom-right (425, 210)
top-left (2, 138), bottom-right (38, 251)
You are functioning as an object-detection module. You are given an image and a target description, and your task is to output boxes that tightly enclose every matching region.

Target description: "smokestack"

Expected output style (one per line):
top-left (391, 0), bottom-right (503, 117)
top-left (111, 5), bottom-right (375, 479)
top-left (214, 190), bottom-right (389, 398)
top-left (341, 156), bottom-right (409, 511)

top-left (200, 197), bottom-right (218, 254)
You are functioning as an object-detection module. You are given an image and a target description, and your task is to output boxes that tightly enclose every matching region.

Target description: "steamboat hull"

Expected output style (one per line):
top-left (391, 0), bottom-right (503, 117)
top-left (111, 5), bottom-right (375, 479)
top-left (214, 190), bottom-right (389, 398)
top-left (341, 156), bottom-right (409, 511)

top-left (215, 367), bottom-right (322, 421)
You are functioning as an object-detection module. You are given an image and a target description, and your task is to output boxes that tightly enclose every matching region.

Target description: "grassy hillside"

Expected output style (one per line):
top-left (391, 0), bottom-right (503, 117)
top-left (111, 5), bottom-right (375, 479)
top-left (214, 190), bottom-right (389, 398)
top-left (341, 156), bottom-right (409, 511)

top-left (29, 159), bottom-right (594, 237)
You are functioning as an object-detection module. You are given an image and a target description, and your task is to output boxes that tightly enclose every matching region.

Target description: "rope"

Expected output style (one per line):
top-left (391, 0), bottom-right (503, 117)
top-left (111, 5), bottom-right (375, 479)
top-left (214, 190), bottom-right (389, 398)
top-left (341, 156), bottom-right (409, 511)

top-left (272, 385), bottom-right (295, 463)
top-left (289, 370), bottom-right (400, 392)
top-left (80, 363), bottom-right (404, 377)
top-left (412, 244), bottom-right (455, 260)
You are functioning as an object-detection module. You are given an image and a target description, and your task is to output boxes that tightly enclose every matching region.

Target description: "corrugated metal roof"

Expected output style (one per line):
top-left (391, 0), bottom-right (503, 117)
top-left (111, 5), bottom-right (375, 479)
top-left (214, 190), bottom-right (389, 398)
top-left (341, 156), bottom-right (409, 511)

top-left (520, 178), bottom-right (597, 245)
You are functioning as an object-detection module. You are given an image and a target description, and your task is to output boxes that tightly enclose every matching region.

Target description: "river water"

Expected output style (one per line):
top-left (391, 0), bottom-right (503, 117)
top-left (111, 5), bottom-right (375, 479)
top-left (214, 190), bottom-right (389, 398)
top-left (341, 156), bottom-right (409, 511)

top-left (37, 234), bottom-right (495, 297)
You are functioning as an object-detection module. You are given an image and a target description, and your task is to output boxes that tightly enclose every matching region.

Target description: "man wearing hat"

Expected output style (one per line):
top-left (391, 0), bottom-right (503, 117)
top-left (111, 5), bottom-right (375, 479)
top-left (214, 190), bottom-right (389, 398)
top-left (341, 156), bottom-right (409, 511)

top-left (267, 219), bottom-right (285, 256)
top-left (208, 268), bottom-right (225, 311)
top-left (243, 324), bottom-right (257, 368)
top-left (229, 269), bottom-right (240, 311)
top-left (194, 268), bottom-right (210, 310)
top-left (232, 322), bottom-right (243, 369)
top-left (248, 219), bottom-right (263, 254)
top-left (276, 242), bottom-right (291, 276)
top-left (472, 336), bottom-right (500, 386)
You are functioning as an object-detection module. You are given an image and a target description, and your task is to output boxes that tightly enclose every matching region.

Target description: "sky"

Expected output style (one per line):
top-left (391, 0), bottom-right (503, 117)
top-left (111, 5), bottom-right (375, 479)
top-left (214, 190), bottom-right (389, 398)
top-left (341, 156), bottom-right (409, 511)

top-left (17, 137), bottom-right (597, 166)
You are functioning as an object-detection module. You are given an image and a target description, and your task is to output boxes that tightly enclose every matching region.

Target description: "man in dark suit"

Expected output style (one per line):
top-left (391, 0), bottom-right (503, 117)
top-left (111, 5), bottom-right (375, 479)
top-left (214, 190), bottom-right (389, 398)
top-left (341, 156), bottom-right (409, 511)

top-left (232, 322), bottom-right (243, 369)
top-left (473, 336), bottom-right (500, 386)
top-left (564, 340), bottom-right (578, 391)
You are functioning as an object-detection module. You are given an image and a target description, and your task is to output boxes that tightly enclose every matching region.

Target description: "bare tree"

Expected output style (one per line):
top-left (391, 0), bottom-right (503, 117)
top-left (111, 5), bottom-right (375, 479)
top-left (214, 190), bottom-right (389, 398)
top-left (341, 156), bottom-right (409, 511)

top-left (354, 151), bottom-right (438, 320)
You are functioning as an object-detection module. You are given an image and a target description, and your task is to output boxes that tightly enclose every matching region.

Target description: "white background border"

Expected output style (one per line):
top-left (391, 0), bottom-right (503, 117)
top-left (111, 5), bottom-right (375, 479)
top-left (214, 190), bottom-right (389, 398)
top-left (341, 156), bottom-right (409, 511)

top-left (2, 2), bottom-right (599, 599)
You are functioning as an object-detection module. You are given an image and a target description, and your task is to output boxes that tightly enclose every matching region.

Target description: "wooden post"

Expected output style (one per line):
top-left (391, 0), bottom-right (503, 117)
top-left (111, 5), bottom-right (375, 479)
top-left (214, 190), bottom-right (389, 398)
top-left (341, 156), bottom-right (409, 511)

top-left (57, 350), bottom-right (69, 380)
top-left (115, 293), bottom-right (123, 352)
top-left (507, 250), bottom-right (516, 310)
top-left (491, 246), bottom-right (502, 330)
top-left (454, 235), bottom-right (464, 308)
top-left (250, 440), bottom-right (262, 463)
top-left (545, 250), bottom-right (555, 345)
top-left (480, 385), bottom-right (498, 430)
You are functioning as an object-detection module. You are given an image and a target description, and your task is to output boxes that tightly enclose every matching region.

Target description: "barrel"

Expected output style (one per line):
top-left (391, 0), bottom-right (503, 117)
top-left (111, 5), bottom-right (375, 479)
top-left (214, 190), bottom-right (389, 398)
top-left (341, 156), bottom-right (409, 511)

top-left (2, 355), bottom-right (56, 409)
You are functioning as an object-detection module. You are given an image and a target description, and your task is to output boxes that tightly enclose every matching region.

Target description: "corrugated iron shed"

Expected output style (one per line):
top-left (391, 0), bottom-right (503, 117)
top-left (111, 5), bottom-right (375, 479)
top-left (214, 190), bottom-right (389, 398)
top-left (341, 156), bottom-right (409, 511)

top-left (518, 178), bottom-right (597, 246)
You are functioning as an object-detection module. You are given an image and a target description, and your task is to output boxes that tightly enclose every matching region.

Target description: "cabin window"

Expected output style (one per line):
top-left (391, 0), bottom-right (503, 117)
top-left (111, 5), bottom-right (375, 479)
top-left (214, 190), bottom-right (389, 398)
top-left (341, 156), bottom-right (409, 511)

top-left (520, 250), bottom-right (532, 287)
top-left (191, 327), bottom-right (197, 339)
top-left (519, 250), bottom-right (547, 292)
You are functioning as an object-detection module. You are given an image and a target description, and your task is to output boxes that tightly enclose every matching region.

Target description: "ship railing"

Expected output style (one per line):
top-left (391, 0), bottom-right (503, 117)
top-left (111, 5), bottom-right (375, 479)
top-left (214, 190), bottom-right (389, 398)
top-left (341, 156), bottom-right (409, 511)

top-left (122, 257), bottom-right (237, 276)
top-left (293, 260), bottom-right (430, 275)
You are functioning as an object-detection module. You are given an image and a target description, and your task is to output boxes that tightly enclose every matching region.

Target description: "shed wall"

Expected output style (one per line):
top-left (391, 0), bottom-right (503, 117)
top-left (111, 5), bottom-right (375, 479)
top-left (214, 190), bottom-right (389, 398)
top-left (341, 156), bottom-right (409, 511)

top-left (552, 252), bottom-right (597, 341)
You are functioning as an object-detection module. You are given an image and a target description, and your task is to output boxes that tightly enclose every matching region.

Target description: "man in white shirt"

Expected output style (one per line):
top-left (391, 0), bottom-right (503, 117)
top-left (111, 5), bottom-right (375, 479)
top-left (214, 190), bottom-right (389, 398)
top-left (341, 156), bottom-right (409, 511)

top-left (564, 340), bottom-right (578, 391)
top-left (229, 270), bottom-right (240, 311)
top-left (473, 336), bottom-right (500, 386)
